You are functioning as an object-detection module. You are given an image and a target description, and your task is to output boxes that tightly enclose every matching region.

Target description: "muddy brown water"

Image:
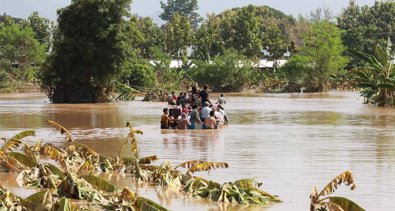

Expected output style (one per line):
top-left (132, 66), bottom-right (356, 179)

top-left (0, 92), bottom-right (394, 210)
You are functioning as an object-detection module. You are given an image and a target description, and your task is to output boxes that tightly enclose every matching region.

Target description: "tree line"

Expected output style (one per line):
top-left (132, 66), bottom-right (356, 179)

top-left (0, 0), bottom-right (394, 105)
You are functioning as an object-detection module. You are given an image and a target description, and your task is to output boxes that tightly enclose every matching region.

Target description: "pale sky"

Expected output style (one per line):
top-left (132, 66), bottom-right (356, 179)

top-left (0, 0), bottom-right (376, 22)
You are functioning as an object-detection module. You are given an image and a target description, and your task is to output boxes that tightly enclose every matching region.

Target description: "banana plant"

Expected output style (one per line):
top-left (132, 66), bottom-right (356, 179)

top-left (1, 123), bottom-right (282, 210)
top-left (118, 122), bottom-right (143, 159)
top-left (176, 160), bottom-right (229, 175)
top-left (310, 171), bottom-right (365, 211)
top-left (0, 130), bottom-right (36, 172)
top-left (352, 38), bottom-right (395, 106)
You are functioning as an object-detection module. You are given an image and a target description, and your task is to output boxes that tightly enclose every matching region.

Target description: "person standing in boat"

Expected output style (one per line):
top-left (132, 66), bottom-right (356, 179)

top-left (199, 84), bottom-right (211, 106)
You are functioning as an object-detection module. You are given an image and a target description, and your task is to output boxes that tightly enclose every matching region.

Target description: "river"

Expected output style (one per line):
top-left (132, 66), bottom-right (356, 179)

top-left (0, 91), bottom-right (394, 210)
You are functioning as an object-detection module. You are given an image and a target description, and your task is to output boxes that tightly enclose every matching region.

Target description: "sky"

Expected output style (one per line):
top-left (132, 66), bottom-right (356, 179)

top-left (0, 0), bottom-right (376, 23)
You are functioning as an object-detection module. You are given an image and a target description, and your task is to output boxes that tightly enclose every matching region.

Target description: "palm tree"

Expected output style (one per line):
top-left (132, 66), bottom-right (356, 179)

top-left (353, 38), bottom-right (395, 106)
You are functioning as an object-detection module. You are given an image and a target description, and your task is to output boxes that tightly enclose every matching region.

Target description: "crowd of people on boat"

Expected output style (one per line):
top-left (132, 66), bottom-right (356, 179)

top-left (160, 84), bottom-right (228, 130)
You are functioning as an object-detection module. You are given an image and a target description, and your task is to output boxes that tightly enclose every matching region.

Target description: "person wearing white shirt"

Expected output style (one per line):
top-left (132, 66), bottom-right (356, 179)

top-left (200, 102), bottom-right (212, 121)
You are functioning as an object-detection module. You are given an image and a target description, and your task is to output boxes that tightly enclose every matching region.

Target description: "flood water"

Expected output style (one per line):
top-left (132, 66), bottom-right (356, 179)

top-left (0, 91), bottom-right (394, 210)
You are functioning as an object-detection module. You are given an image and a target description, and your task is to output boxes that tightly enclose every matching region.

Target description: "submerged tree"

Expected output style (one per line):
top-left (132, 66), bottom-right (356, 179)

top-left (280, 21), bottom-right (348, 92)
top-left (41, 0), bottom-right (132, 103)
top-left (353, 39), bottom-right (395, 107)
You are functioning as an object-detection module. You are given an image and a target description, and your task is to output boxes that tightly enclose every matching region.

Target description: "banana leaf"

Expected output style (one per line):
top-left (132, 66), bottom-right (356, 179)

top-left (0, 156), bottom-right (27, 172)
top-left (328, 196), bottom-right (365, 211)
top-left (175, 160), bottom-right (207, 169)
top-left (71, 143), bottom-right (99, 158)
top-left (8, 152), bottom-right (37, 168)
top-left (47, 120), bottom-right (73, 143)
top-left (53, 197), bottom-right (77, 211)
top-left (40, 143), bottom-right (65, 162)
top-left (11, 130), bottom-right (36, 140)
top-left (318, 171), bottom-right (355, 198)
top-left (22, 190), bottom-right (54, 211)
top-left (187, 162), bottom-right (229, 175)
top-left (82, 174), bottom-right (119, 193)
top-left (45, 163), bottom-right (65, 178)
top-left (135, 197), bottom-right (170, 211)
top-left (0, 139), bottom-right (22, 153)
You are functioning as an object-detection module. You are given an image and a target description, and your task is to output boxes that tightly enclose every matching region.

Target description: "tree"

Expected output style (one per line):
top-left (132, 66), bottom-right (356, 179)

top-left (229, 5), bottom-right (261, 58)
top-left (160, 0), bottom-right (202, 29)
top-left (28, 12), bottom-right (53, 51)
top-left (0, 23), bottom-right (45, 82)
top-left (281, 21), bottom-right (349, 92)
top-left (41, 0), bottom-right (132, 103)
top-left (119, 59), bottom-right (157, 90)
top-left (135, 17), bottom-right (164, 59)
top-left (192, 14), bottom-right (223, 61)
top-left (262, 24), bottom-right (288, 60)
top-left (163, 13), bottom-right (193, 59)
top-left (308, 6), bottom-right (334, 22)
top-left (353, 39), bottom-right (395, 107)
top-left (189, 50), bottom-right (256, 92)
top-left (338, 1), bottom-right (395, 68)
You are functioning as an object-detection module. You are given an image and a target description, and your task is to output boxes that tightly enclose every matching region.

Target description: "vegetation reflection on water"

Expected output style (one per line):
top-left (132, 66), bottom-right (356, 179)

top-left (0, 91), bottom-right (394, 210)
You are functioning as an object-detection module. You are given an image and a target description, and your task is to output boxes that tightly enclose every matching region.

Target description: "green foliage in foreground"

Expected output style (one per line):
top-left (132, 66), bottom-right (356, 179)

top-left (0, 121), bottom-right (282, 210)
top-left (310, 171), bottom-right (365, 211)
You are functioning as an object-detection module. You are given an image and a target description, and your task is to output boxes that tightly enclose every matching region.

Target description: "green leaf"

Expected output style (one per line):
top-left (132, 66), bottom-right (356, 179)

top-left (377, 83), bottom-right (394, 89)
top-left (22, 190), bottom-right (54, 211)
top-left (8, 152), bottom-right (37, 168)
top-left (0, 156), bottom-right (27, 172)
top-left (0, 139), bottom-right (22, 153)
top-left (47, 120), bottom-right (73, 142)
top-left (187, 161), bottom-right (229, 174)
top-left (357, 83), bottom-right (375, 89)
top-left (53, 197), bottom-right (75, 211)
top-left (136, 197), bottom-right (170, 211)
top-left (328, 196), bottom-right (365, 211)
top-left (44, 163), bottom-right (65, 178)
top-left (11, 130), bottom-right (36, 140)
top-left (82, 174), bottom-right (119, 193)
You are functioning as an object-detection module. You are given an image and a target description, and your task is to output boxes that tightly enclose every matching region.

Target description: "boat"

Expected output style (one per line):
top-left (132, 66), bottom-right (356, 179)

top-left (163, 119), bottom-right (224, 130)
